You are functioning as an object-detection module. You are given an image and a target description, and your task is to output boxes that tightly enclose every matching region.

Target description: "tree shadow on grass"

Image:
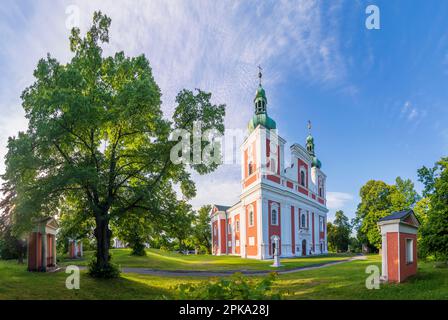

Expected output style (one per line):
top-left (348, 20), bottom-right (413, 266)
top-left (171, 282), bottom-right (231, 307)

top-left (70, 272), bottom-right (178, 300)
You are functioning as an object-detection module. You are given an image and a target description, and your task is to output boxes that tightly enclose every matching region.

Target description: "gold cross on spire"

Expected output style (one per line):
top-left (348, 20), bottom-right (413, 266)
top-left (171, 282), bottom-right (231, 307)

top-left (258, 65), bottom-right (263, 85)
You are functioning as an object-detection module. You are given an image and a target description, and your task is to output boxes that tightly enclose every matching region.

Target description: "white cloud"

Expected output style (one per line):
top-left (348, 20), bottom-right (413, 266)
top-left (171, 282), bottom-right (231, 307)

top-left (400, 100), bottom-right (426, 123)
top-left (0, 0), bottom-right (348, 208)
top-left (188, 165), bottom-right (241, 210)
top-left (326, 192), bottom-right (354, 210)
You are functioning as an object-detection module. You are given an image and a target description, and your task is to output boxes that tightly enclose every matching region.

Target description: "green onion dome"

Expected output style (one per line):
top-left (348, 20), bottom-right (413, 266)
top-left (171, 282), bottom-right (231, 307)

top-left (248, 113), bottom-right (277, 132)
top-left (254, 85), bottom-right (267, 102)
top-left (306, 134), bottom-right (314, 143)
top-left (312, 156), bottom-right (322, 169)
top-left (248, 84), bottom-right (276, 133)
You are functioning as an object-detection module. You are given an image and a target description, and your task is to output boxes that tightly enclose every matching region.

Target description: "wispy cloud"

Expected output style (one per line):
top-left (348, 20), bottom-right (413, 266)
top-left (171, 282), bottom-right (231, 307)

top-left (0, 0), bottom-right (348, 208)
top-left (400, 100), bottom-right (426, 124)
top-left (326, 192), bottom-right (354, 210)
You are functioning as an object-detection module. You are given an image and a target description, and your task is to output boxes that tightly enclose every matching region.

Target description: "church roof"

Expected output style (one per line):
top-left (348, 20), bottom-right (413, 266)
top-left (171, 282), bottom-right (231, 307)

top-left (248, 113), bottom-right (277, 132)
top-left (378, 209), bottom-right (420, 224)
top-left (214, 205), bottom-right (231, 212)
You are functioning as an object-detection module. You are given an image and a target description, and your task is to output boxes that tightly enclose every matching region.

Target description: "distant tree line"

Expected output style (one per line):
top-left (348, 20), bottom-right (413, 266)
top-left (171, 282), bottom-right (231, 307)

top-left (328, 156), bottom-right (448, 264)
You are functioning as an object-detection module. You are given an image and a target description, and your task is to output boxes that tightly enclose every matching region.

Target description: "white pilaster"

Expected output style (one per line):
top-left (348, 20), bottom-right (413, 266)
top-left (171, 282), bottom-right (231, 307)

top-left (381, 233), bottom-right (388, 280)
top-left (257, 197), bottom-right (263, 259)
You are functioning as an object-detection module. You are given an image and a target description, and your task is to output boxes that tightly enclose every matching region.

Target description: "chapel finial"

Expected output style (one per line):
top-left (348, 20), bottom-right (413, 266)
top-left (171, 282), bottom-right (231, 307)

top-left (258, 65), bottom-right (263, 86)
top-left (308, 120), bottom-right (312, 134)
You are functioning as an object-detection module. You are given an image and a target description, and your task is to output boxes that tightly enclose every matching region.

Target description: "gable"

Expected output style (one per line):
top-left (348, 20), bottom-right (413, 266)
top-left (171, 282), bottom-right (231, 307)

top-left (46, 218), bottom-right (59, 230)
top-left (403, 213), bottom-right (420, 227)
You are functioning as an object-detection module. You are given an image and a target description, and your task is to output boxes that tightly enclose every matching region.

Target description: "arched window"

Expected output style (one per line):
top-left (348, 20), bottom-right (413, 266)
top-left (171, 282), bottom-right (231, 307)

top-left (301, 213), bottom-right (306, 228)
top-left (214, 225), bottom-right (217, 236)
top-left (260, 101), bottom-right (265, 113)
top-left (300, 170), bottom-right (305, 187)
top-left (271, 209), bottom-right (278, 225)
top-left (248, 205), bottom-right (254, 227)
top-left (318, 176), bottom-right (323, 197)
top-left (247, 144), bottom-right (254, 176)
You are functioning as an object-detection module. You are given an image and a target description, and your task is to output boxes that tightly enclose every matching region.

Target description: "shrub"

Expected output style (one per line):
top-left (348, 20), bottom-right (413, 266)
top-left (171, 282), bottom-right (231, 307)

top-left (87, 255), bottom-right (121, 278)
top-left (174, 272), bottom-right (281, 300)
top-left (130, 242), bottom-right (147, 256)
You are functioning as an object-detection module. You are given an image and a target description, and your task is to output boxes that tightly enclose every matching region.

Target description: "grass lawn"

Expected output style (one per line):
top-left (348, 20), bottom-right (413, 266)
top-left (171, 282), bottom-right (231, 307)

top-left (0, 259), bottom-right (199, 299)
top-left (276, 255), bottom-right (448, 299)
top-left (1, 254), bottom-right (447, 300)
top-left (60, 248), bottom-right (355, 271)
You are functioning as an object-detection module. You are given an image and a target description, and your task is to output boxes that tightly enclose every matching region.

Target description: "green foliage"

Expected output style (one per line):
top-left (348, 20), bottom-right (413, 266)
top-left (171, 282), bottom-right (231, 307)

top-left (174, 272), bottom-right (281, 300)
top-left (189, 205), bottom-right (212, 254)
top-left (413, 197), bottom-right (431, 258)
top-left (0, 192), bottom-right (26, 262)
top-left (3, 12), bottom-right (225, 277)
top-left (326, 223), bottom-right (336, 252)
top-left (57, 197), bottom-right (95, 255)
top-left (130, 242), bottom-right (147, 256)
top-left (418, 158), bottom-right (448, 262)
top-left (112, 212), bottom-right (152, 256)
top-left (87, 254), bottom-right (121, 279)
top-left (327, 210), bottom-right (351, 252)
top-left (165, 201), bottom-right (195, 252)
top-left (395, 176), bottom-right (420, 207)
top-left (0, 228), bottom-right (26, 261)
top-left (348, 237), bottom-right (362, 253)
top-left (355, 178), bottom-right (418, 250)
top-left (417, 165), bottom-right (437, 197)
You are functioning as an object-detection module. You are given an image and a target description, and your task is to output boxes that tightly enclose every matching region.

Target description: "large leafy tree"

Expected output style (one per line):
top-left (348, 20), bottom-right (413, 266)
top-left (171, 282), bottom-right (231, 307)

top-left (189, 205), bottom-right (212, 254)
top-left (0, 174), bottom-right (27, 262)
top-left (326, 222), bottom-right (336, 252)
top-left (418, 158), bottom-right (448, 262)
top-left (355, 177), bottom-right (417, 250)
top-left (111, 189), bottom-right (175, 256)
top-left (3, 12), bottom-right (225, 277)
top-left (164, 201), bottom-right (195, 253)
top-left (395, 176), bottom-right (420, 208)
top-left (111, 211), bottom-right (151, 256)
top-left (327, 210), bottom-right (351, 252)
top-left (0, 215), bottom-right (26, 262)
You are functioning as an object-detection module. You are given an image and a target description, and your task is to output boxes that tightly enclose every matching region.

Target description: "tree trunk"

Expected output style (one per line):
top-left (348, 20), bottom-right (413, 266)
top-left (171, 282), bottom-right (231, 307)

top-left (94, 216), bottom-right (112, 269)
top-left (178, 238), bottom-right (184, 253)
top-left (17, 251), bottom-right (24, 264)
top-left (17, 240), bottom-right (25, 264)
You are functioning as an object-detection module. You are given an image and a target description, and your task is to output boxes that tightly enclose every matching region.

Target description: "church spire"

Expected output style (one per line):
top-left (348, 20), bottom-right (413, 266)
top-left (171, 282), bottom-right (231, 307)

top-left (306, 120), bottom-right (315, 156)
top-left (254, 65), bottom-right (267, 115)
top-left (306, 120), bottom-right (322, 169)
top-left (248, 66), bottom-right (276, 133)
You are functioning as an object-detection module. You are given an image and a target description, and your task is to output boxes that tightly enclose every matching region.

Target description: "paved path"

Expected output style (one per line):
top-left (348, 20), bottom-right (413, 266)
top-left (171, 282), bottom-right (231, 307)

top-left (74, 255), bottom-right (366, 277)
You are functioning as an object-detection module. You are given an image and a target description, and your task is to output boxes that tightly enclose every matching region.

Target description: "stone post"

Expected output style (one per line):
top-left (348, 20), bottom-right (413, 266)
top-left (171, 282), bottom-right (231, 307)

top-left (271, 235), bottom-right (281, 267)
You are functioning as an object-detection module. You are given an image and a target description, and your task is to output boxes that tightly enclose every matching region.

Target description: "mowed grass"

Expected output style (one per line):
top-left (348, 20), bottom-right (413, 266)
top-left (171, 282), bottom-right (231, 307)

top-left (276, 255), bottom-right (448, 300)
top-left (1, 254), bottom-right (447, 300)
top-left (61, 248), bottom-right (355, 271)
top-left (0, 259), bottom-right (199, 300)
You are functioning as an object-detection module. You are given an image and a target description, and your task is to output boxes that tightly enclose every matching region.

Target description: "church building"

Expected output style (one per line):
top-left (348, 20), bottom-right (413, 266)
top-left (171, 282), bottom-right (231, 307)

top-left (211, 70), bottom-right (328, 259)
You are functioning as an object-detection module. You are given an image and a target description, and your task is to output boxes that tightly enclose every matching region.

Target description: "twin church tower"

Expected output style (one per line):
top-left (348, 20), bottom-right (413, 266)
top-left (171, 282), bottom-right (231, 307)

top-left (211, 69), bottom-right (328, 259)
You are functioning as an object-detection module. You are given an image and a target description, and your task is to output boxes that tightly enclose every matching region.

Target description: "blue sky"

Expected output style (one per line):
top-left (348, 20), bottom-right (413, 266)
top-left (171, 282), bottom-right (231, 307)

top-left (1, 1), bottom-right (447, 221)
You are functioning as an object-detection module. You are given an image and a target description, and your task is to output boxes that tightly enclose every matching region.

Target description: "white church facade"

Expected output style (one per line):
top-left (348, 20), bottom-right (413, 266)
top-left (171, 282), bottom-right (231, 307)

top-left (211, 72), bottom-right (328, 260)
